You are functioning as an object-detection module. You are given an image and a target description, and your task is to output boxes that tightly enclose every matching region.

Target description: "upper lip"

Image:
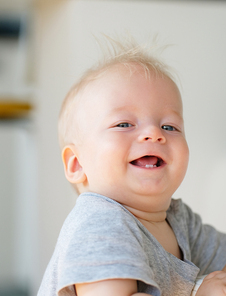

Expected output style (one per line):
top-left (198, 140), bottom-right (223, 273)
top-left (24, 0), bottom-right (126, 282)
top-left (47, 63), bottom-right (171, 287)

top-left (129, 153), bottom-right (167, 167)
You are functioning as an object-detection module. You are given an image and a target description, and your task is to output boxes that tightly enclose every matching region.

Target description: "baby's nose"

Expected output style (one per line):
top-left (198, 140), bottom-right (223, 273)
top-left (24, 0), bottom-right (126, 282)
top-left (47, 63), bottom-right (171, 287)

top-left (138, 126), bottom-right (166, 143)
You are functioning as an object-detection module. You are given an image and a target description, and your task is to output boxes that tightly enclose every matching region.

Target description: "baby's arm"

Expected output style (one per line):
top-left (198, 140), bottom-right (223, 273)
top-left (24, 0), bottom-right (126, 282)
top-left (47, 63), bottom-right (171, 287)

top-left (75, 279), bottom-right (151, 296)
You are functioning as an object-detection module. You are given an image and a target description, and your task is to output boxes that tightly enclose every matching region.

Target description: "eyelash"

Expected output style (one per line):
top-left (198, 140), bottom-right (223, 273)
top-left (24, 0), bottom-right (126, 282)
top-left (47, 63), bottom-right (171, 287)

top-left (116, 122), bottom-right (133, 128)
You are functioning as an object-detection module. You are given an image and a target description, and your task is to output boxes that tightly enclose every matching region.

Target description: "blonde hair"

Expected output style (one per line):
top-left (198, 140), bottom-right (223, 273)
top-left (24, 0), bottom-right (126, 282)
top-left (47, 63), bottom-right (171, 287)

top-left (58, 35), bottom-right (177, 149)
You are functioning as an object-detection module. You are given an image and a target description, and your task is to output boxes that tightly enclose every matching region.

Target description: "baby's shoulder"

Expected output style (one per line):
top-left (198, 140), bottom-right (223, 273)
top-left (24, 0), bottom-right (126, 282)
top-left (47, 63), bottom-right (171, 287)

top-left (75, 192), bottom-right (134, 220)
top-left (61, 192), bottom-right (140, 238)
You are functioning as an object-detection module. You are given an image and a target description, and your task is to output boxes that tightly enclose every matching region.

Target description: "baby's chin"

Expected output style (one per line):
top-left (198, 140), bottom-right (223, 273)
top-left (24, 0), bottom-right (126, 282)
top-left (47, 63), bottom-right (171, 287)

top-left (106, 189), bottom-right (172, 213)
top-left (82, 178), bottom-right (175, 212)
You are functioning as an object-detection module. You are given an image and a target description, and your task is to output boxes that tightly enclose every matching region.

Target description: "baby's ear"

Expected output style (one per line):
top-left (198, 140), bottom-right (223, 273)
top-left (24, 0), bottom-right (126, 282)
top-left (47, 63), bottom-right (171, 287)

top-left (62, 145), bottom-right (87, 184)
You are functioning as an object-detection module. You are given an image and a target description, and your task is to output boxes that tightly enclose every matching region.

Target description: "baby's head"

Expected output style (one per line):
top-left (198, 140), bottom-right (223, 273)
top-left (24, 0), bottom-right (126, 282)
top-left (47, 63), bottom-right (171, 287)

top-left (58, 37), bottom-right (189, 212)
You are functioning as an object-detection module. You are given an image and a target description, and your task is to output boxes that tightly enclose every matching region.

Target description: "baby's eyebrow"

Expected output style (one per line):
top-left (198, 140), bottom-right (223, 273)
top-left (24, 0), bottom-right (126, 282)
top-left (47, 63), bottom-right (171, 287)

top-left (168, 110), bottom-right (183, 119)
top-left (109, 105), bottom-right (137, 113)
top-left (106, 105), bottom-right (184, 122)
top-left (105, 106), bottom-right (137, 118)
top-left (161, 105), bottom-right (183, 118)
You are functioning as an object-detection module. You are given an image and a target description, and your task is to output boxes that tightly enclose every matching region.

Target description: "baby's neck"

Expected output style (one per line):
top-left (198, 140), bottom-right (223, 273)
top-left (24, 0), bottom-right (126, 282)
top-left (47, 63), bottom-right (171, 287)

top-left (124, 205), bottom-right (167, 223)
top-left (124, 205), bottom-right (182, 260)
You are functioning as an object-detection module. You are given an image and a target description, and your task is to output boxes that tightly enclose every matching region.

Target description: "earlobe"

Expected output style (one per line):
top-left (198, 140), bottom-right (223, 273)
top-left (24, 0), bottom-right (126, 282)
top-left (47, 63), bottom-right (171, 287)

top-left (62, 145), bottom-right (87, 184)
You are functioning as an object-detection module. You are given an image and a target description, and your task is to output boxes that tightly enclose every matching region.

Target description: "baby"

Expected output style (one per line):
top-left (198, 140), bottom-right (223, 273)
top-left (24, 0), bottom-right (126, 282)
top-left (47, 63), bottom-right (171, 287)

top-left (37, 38), bottom-right (226, 296)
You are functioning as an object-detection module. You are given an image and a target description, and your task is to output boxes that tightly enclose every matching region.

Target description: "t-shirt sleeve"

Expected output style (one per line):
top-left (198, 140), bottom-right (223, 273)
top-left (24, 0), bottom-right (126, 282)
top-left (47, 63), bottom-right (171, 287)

top-left (183, 202), bottom-right (226, 275)
top-left (57, 196), bottom-right (158, 295)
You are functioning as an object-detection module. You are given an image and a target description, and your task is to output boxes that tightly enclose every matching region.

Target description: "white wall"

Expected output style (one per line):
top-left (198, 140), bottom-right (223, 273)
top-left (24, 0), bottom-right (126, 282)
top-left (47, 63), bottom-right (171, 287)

top-left (0, 121), bottom-right (37, 294)
top-left (35, 0), bottom-right (226, 292)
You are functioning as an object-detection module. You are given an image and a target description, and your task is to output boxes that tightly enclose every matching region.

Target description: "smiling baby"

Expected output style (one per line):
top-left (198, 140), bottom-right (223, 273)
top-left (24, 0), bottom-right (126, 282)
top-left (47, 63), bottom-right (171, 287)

top-left (38, 37), bottom-right (226, 296)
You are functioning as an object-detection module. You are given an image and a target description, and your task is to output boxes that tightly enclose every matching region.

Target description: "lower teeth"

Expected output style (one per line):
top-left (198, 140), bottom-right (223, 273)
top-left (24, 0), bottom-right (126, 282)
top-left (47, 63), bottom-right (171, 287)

top-left (145, 164), bottom-right (157, 168)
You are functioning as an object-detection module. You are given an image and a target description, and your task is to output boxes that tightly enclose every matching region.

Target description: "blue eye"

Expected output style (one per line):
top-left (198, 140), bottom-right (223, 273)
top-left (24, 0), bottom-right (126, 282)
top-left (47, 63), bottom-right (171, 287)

top-left (117, 122), bottom-right (133, 128)
top-left (161, 125), bottom-right (176, 131)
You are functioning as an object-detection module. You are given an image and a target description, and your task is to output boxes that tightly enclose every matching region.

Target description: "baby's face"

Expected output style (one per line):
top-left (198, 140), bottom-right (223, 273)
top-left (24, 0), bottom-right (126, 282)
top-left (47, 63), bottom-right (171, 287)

top-left (74, 64), bottom-right (189, 212)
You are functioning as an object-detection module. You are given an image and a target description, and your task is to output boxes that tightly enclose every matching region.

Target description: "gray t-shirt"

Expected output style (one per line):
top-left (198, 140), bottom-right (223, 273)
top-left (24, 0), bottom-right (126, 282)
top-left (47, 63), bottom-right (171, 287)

top-left (37, 193), bottom-right (226, 296)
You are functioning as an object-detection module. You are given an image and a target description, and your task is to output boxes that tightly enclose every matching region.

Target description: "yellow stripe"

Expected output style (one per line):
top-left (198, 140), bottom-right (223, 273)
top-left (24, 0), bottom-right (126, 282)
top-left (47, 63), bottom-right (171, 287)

top-left (0, 100), bottom-right (33, 119)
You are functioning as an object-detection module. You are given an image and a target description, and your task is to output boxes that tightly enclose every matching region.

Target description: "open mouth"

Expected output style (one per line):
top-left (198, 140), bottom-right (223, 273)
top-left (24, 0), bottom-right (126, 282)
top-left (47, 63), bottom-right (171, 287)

top-left (130, 155), bottom-right (165, 168)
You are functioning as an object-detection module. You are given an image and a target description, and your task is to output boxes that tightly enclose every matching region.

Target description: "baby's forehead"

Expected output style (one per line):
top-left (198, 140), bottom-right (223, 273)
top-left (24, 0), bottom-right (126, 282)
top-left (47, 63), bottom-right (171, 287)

top-left (76, 64), bottom-right (152, 100)
top-left (75, 64), bottom-right (182, 116)
top-left (78, 63), bottom-right (180, 101)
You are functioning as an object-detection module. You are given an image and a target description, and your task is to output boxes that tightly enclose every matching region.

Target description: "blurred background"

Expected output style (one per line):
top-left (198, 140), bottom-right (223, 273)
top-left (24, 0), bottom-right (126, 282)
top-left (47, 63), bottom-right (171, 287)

top-left (1, 0), bottom-right (226, 295)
